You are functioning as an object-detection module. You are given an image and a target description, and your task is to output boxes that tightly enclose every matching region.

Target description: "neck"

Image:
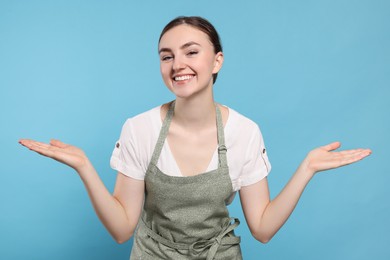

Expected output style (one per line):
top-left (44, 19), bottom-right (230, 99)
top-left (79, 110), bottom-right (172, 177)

top-left (173, 96), bottom-right (216, 131)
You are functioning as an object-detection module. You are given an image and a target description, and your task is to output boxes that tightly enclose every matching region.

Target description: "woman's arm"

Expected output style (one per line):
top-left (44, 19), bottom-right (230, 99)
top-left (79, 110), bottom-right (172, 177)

top-left (239, 142), bottom-right (371, 243)
top-left (19, 139), bottom-right (144, 243)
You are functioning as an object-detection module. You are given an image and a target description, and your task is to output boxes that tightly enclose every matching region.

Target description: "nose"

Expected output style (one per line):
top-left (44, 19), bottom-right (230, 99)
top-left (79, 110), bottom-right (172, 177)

top-left (172, 56), bottom-right (186, 71)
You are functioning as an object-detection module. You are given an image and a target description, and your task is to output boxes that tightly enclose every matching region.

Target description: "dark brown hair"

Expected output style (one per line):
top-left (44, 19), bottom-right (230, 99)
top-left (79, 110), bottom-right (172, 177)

top-left (159, 16), bottom-right (223, 84)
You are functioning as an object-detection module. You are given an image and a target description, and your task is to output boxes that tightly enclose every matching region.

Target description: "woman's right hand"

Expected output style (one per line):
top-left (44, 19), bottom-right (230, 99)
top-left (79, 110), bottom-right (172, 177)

top-left (19, 139), bottom-right (90, 173)
top-left (20, 138), bottom-right (144, 242)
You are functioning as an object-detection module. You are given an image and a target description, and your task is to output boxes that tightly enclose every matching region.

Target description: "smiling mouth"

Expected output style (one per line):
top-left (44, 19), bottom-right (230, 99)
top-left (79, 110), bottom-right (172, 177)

top-left (173, 75), bottom-right (195, 81)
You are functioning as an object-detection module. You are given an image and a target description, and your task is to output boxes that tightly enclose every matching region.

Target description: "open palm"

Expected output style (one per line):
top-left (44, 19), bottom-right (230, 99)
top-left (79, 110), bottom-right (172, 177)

top-left (19, 139), bottom-right (89, 172)
top-left (304, 142), bottom-right (371, 174)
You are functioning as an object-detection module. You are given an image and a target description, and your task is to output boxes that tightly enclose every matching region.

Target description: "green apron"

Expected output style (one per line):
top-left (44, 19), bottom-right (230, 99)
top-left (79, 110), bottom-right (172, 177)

top-left (130, 101), bottom-right (242, 260)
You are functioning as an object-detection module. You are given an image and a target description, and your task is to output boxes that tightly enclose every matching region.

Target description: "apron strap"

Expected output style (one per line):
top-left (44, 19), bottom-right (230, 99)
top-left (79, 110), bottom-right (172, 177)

top-left (215, 104), bottom-right (228, 168)
top-left (148, 101), bottom-right (175, 168)
top-left (148, 101), bottom-right (228, 171)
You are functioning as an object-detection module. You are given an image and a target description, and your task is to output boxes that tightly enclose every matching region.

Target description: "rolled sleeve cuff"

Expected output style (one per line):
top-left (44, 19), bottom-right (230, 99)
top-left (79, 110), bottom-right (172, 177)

top-left (110, 156), bottom-right (145, 180)
top-left (239, 161), bottom-right (271, 189)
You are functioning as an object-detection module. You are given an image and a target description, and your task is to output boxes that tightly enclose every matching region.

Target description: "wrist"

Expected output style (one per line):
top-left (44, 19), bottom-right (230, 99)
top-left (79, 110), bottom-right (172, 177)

top-left (298, 158), bottom-right (316, 180)
top-left (76, 159), bottom-right (95, 178)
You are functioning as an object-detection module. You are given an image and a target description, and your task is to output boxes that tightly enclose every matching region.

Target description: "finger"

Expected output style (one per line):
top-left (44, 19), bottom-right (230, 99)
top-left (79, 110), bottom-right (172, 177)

top-left (19, 139), bottom-right (47, 149)
top-left (334, 148), bottom-right (371, 158)
top-left (338, 149), bottom-right (371, 166)
top-left (336, 149), bottom-right (365, 156)
top-left (19, 139), bottom-right (58, 156)
top-left (19, 138), bottom-right (35, 145)
top-left (24, 142), bottom-right (58, 158)
top-left (351, 149), bottom-right (372, 160)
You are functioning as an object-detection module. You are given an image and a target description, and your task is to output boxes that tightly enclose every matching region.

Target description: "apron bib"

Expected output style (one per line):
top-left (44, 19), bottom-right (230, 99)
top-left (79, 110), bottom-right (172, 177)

top-left (130, 101), bottom-right (242, 260)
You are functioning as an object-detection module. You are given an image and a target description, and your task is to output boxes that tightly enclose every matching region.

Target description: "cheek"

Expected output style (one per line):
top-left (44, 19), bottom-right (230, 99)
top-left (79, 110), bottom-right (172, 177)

top-left (199, 54), bottom-right (217, 72)
top-left (160, 64), bottom-right (169, 78)
top-left (160, 64), bottom-right (172, 86)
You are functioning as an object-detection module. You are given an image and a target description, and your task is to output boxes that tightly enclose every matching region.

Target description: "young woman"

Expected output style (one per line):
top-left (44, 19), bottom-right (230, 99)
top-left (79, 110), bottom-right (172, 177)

top-left (19, 16), bottom-right (371, 260)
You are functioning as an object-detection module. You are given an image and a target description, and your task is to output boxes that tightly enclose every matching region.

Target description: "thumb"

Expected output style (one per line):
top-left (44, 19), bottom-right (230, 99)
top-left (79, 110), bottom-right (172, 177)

top-left (322, 141), bottom-right (341, 152)
top-left (50, 139), bottom-right (67, 148)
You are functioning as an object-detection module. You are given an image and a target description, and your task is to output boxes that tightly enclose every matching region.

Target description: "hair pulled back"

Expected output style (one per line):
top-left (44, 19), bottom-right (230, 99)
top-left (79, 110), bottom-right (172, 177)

top-left (159, 16), bottom-right (223, 84)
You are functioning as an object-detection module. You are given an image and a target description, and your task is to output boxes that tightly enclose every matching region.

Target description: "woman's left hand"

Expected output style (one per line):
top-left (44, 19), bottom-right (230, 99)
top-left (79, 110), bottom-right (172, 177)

top-left (302, 141), bottom-right (371, 176)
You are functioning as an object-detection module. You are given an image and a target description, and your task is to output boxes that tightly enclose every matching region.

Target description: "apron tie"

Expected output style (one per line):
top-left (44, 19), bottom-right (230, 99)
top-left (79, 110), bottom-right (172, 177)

top-left (140, 217), bottom-right (240, 260)
top-left (190, 218), bottom-right (241, 260)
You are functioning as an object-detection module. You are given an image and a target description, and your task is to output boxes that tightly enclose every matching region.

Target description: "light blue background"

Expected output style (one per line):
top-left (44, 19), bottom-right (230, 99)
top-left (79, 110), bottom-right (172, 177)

top-left (1, 0), bottom-right (389, 259)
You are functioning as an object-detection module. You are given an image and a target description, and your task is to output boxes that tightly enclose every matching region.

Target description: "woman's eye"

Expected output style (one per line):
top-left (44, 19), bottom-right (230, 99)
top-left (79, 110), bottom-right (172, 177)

top-left (187, 50), bottom-right (198, 56)
top-left (161, 55), bottom-right (173, 61)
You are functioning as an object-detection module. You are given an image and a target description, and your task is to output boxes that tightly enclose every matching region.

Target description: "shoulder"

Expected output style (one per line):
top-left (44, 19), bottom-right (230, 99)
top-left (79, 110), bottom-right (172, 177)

top-left (126, 105), bottom-right (161, 125)
top-left (223, 105), bottom-right (267, 150)
top-left (121, 105), bottom-right (161, 132)
top-left (117, 105), bottom-right (162, 148)
top-left (225, 106), bottom-right (261, 134)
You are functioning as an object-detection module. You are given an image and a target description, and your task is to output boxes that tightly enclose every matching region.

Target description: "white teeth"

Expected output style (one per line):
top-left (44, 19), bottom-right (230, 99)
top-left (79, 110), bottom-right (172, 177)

top-left (174, 75), bottom-right (193, 81)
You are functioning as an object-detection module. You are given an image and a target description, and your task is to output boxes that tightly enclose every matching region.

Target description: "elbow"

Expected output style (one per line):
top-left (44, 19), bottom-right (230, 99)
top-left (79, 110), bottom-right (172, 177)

top-left (113, 231), bottom-right (134, 244)
top-left (257, 236), bottom-right (271, 244)
top-left (115, 237), bottom-right (129, 244)
top-left (110, 218), bottom-right (138, 244)
top-left (252, 230), bottom-right (273, 244)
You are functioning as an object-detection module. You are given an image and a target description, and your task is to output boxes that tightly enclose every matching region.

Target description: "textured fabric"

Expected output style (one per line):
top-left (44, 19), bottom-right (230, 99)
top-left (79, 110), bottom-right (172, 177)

top-left (130, 102), bottom-right (242, 260)
top-left (110, 104), bottom-right (271, 191)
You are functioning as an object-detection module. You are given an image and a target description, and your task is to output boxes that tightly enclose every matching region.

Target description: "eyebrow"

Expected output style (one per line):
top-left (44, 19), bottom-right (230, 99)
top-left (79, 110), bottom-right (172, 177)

top-left (158, 41), bottom-right (201, 54)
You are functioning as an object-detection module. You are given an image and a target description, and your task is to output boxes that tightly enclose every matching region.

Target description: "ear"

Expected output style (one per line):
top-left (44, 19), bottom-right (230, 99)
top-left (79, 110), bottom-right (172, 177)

top-left (212, 52), bottom-right (224, 74)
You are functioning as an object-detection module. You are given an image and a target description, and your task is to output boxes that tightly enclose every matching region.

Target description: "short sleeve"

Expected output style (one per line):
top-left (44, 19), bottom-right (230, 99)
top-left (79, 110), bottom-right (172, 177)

top-left (110, 119), bottom-right (146, 180)
top-left (239, 125), bottom-right (271, 187)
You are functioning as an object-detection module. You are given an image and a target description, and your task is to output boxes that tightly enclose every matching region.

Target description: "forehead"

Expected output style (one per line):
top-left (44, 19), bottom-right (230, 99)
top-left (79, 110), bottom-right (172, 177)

top-left (159, 24), bottom-right (213, 49)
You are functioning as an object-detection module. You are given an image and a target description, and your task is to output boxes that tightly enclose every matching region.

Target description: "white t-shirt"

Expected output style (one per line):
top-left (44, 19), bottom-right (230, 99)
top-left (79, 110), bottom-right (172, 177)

top-left (110, 105), bottom-right (271, 192)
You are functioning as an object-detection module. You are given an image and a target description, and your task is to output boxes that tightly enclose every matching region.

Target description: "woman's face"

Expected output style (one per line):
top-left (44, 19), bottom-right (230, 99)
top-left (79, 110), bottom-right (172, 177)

top-left (158, 24), bottom-right (223, 99)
